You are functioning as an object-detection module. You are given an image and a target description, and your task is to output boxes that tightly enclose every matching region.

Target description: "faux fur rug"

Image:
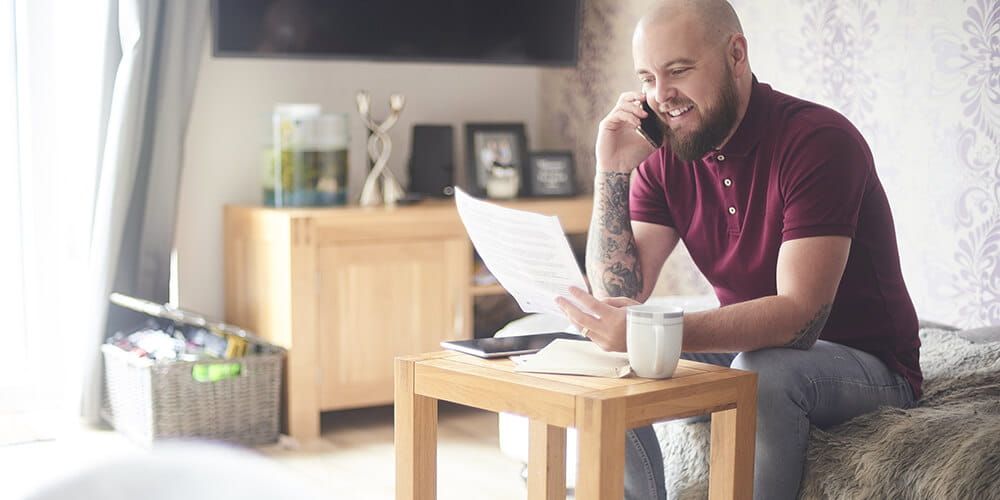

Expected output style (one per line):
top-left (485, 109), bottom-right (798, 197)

top-left (653, 328), bottom-right (1000, 500)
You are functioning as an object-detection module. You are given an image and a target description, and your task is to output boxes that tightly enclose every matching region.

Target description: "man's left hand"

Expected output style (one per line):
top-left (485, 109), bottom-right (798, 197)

top-left (555, 287), bottom-right (640, 352)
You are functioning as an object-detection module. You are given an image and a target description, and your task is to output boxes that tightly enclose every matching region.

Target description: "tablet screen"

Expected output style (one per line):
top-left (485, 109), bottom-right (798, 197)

top-left (440, 332), bottom-right (587, 358)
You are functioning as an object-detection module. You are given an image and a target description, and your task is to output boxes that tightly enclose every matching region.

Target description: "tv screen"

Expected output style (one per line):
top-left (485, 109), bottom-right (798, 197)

top-left (212, 0), bottom-right (581, 67)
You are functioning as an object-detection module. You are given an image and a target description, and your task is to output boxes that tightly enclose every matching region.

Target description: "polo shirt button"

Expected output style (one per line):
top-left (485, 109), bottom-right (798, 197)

top-left (723, 178), bottom-right (733, 187)
top-left (728, 206), bottom-right (736, 215)
top-left (717, 154), bottom-right (726, 161)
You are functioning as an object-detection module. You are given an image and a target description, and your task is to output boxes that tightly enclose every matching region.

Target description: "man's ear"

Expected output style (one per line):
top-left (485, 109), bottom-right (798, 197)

top-left (729, 34), bottom-right (749, 76)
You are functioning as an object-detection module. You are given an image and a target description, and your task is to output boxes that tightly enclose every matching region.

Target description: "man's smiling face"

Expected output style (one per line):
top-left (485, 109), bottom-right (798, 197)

top-left (633, 15), bottom-right (740, 161)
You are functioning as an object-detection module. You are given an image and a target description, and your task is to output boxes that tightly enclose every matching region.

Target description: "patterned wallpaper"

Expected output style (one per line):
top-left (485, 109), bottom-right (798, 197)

top-left (540, 0), bottom-right (999, 327)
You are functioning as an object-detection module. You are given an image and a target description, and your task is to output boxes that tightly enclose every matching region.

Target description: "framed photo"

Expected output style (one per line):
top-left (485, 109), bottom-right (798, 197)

top-left (465, 123), bottom-right (528, 197)
top-left (526, 151), bottom-right (577, 197)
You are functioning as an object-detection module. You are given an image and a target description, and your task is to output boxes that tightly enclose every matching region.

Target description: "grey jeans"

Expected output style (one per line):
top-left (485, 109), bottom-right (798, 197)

top-left (623, 340), bottom-right (916, 500)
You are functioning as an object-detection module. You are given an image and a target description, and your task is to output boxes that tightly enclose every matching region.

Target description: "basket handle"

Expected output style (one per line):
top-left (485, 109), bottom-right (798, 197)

top-left (191, 362), bottom-right (243, 382)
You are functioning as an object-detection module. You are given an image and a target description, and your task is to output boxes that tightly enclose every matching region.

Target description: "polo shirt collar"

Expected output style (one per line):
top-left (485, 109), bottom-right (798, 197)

top-left (715, 74), bottom-right (769, 158)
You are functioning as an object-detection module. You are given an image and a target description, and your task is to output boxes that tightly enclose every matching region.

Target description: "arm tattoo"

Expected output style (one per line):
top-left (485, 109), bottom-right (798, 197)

top-left (602, 262), bottom-right (642, 297)
top-left (786, 303), bottom-right (832, 350)
top-left (586, 172), bottom-right (643, 299)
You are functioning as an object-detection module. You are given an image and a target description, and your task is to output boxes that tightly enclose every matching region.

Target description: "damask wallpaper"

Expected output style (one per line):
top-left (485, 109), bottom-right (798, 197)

top-left (540, 0), bottom-right (999, 327)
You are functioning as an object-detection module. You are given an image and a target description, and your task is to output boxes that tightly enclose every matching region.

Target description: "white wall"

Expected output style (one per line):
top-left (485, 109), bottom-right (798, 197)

top-left (176, 40), bottom-right (543, 318)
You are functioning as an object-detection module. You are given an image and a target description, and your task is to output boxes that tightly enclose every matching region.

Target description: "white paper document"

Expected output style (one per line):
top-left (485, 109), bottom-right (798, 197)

top-left (454, 188), bottom-right (589, 316)
top-left (513, 339), bottom-right (632, 378)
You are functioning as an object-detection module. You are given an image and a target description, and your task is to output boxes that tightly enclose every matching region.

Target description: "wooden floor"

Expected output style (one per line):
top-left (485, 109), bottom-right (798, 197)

top-left (0, 403), bottom-right (528, 500)
top-left (261, 403), bottom-right (528, 499)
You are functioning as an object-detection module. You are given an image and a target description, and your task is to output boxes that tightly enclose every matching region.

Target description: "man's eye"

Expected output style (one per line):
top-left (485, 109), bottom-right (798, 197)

top-left (671, 68), bottom-right (691, 77)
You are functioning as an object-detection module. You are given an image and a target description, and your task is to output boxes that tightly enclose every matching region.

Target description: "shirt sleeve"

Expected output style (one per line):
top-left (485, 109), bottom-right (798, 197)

top-left (780, 126), bottom-right (871, 241)
top-left (629, 150), bottom-right (675, 228)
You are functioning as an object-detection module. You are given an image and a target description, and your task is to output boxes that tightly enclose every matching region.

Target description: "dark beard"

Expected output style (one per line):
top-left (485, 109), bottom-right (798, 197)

top-left (664, 74), bottom-right (740, 162)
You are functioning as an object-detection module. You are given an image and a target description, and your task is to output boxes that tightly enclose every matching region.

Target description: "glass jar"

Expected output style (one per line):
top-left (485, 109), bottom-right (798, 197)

top-left (263, 106), bottom-right (349, 207)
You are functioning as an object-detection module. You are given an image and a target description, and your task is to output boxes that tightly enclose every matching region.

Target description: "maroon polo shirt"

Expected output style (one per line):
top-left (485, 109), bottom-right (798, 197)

top-left (630, 77), bottom-right (922, 398)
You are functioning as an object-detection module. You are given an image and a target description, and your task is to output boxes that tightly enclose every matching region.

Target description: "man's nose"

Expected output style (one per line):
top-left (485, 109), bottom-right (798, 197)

top-left (654, 84), bottom-right (678, 109)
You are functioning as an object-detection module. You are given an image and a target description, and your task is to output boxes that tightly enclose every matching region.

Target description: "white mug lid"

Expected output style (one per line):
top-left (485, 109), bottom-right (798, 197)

top-left (627, 304), bottom-right (684, 320)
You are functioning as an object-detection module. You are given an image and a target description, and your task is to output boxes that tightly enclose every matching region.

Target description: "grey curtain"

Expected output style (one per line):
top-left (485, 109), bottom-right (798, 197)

top-left (81, 0), bottom-right (208, 423)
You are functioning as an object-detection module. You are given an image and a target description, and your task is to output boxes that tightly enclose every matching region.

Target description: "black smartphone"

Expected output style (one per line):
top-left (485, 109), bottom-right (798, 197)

top-left (636, 99), bottom-right (664, 148)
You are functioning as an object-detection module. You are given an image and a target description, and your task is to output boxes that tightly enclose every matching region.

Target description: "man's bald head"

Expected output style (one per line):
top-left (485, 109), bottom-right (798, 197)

top-left (635, 0), bottom-right (743, 47)
top-left (630, 0), bottom-right (752, 161)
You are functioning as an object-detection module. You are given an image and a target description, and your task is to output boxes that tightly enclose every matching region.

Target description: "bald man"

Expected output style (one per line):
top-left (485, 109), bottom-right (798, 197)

top-left (556, 1), bottom-right (921, 498)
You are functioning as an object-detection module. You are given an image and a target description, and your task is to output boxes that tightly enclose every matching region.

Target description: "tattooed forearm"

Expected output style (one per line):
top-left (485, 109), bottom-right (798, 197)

top-left (586, 172), bottom-right (643, 299)
top-left (601, 262), bottom-right (643, 297)
top-left (599, 237), bottom-right (621, 259)
top-left (598, 175), bottom-right (630, 235)
top-left (786, 303), bottom-right (832, 350)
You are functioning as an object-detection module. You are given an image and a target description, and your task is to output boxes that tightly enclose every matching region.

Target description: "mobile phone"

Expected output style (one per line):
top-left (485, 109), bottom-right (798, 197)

top-left (636, 99), bottom-right (664, 148)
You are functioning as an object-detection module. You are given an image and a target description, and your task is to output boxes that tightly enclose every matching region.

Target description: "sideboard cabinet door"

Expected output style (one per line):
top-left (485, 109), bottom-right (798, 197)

top-left (316, 237), bottom-right (470, 410)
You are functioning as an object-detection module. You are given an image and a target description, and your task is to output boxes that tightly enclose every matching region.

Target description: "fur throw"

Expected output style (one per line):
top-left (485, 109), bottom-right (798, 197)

top-left (654, 328), bottom-right (1000, 500)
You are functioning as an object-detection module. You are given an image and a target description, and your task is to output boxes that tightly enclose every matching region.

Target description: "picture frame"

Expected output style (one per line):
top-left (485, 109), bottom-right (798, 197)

top-left (525, 151), bottom-right (577, 197)
top-left (464, 123), bottom-right (528, 198)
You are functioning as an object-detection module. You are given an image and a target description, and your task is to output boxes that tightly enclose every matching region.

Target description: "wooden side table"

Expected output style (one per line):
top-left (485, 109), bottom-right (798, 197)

top-left (395, 351), bottom-right (757, 500)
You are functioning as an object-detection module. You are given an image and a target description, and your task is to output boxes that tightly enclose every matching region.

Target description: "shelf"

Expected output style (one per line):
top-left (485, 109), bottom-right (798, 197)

top-left (470, 283), bottom-right (507, 297)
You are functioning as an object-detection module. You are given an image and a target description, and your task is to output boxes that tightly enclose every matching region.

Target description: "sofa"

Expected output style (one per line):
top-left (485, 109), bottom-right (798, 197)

top-left (496, 297), bottom-right (1000, 499)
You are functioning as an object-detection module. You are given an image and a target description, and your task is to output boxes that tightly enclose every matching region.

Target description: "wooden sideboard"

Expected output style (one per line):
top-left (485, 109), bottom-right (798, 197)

top-left (224, 197), bottom-right (593, 441)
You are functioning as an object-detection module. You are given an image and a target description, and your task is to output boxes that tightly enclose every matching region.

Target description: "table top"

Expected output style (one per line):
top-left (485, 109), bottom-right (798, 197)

top-left (401, 350), bottom-right (756, 429)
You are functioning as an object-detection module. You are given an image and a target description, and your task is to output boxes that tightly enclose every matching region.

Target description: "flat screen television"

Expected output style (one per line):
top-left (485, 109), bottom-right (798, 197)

top-left (212, 0), bottom-right (582, 67)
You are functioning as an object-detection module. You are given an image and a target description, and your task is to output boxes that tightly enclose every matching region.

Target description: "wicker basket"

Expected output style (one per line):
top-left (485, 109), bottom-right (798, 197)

top-left (101, 342), bottom-right (284, 446)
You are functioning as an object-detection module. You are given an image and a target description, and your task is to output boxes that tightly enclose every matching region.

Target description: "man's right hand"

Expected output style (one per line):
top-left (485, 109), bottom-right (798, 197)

top-left (595, 91), bottom-right (658, 174)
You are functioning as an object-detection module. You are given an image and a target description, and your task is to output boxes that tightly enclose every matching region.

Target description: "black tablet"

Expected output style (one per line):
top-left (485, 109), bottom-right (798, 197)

top-left (440, 332), bottom-right (587, 359)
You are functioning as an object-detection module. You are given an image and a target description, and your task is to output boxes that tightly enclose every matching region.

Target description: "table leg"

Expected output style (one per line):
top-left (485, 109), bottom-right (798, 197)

top-left (528, 420), bottom-right (566, 500)
top-left (575, 397), bottom-right (626, 500)
top-left (395, 358), bottom-right (438, 500)
top-left (708, 375), bottom-right (757, 500)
